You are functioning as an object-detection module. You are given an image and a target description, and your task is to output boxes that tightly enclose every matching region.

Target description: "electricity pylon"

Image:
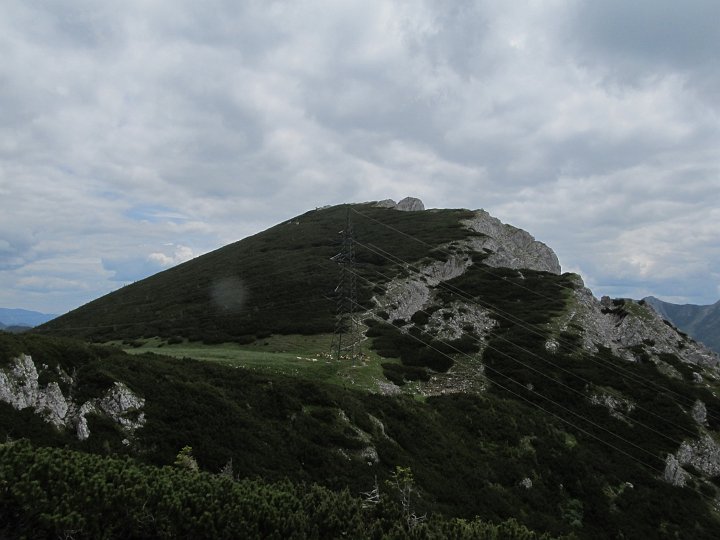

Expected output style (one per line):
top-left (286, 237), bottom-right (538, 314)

top-left (330, 207), bottom-right (360, 363)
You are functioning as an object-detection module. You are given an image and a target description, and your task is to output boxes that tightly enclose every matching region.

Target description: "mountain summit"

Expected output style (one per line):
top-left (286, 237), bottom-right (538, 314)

top-left (10, 201), bottom-right (720, 536)
top-left (38, 201), bottom-right (560, 342)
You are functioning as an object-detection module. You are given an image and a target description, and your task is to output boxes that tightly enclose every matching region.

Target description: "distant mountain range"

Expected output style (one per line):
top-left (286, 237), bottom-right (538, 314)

top-left (0, 308), bottom-right (57, 330)
top-left (643, 296), bottom-right (720, 354)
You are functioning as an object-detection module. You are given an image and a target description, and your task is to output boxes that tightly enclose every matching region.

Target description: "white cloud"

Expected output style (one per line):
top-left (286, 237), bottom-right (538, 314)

top-left (0, 0), bottom-right (718, 312)
top-left (147, 245), bottom-right (196, 267)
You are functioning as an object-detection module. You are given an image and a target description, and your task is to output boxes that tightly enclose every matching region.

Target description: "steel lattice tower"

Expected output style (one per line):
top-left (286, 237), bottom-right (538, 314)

top-left (330, 207), bottom-right (359, 363)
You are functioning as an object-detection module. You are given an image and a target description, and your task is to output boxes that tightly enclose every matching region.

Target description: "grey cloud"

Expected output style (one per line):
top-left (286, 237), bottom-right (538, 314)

top-left (0, 0), bottom-right (718, 311)
top-left (101, 256), bottom-right (162, 283)
top-left (565, 0), bottom-right (720, 103)
top-left (569, 0), bottom-right (720, 69)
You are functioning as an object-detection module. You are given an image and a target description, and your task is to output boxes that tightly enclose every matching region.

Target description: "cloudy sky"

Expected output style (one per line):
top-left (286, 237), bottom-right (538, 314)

top-left (1, 0), bottom-right (718, 315)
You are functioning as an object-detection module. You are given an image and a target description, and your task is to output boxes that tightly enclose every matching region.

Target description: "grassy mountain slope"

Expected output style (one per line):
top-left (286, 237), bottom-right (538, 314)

top-left (37, 204), bottom-right (478, 343)
top-left (644, 296), bottom-right (720, 354)
top-left (8, 203), bottom-right (720, 537)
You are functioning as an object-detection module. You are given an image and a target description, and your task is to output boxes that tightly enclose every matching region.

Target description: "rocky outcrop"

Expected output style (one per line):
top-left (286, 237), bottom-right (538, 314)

top-left (376, 254), bottom-right (473, 322)
top-left (395, 197), bottom-right (425, 212)
top-left (664, 433), bottom-right (720, 486)
top-left (692, 400), bottom-right (708, 426)
top-left (462, 210), bottom-right (561, 274)
top-left (426, 302), bottom-right (496, 342)
top-left (664, 454), bottom-right (690, 487)
top-left (0, 354), bottom-right (71, 429)
top-left (0, 354), bottom-right (145, 441)
top-left (644, 296), bottom-right (720, 354)
top-left (588, 388), bottom-right (636, 421)
top-left (558, 276), bottom-right (720, 372)
top-left (373, 197), bottom-right (425, 212)
top-left (676, 434), bottom-right (720, 477)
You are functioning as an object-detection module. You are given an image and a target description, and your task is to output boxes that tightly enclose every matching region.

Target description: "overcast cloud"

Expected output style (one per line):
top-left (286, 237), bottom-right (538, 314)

top-left (0, 0), bottom-right (718, 314)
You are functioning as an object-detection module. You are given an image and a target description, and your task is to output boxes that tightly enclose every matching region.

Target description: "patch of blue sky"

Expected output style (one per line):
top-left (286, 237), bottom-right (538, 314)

top-left (124, 204), bottom-right (189, 223)
top-left (97, 190), bottom-right (125, 201)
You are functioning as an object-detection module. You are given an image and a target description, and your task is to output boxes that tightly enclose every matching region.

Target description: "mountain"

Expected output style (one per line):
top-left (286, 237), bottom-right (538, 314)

top-left (4, 199), bottom-right (720, 537)
top-left (0, 308), bottom-right (57, 328)
top-left (643, 296), bottom-right (720, 354)
top-left (37, 201), bottom-right (562, 343)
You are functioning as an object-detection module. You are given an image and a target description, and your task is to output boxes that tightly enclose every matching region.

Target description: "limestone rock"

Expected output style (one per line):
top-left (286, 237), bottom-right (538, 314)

top-left (558, 279), bottom-right (720, 372)
top-left (0, 354), bottom-right (146, 441)
top-left (692, 400), bottom-right (708, 426)
top-left (589, 389), bottom-right (636, 421)
top-left (75, 402), bottom-right (97, 441)
top-left (0, 354), bottom-right (72, 428)
top-left (663, 454), bottom-right (689, 487)
top-left (377, 254), bottom-right (472, 322)
top-left (97, 382), bottom-right (146, 431)
top-left (663, 433), bottom-right (720, 487)
top-left (394, 197), bottom-right (425, 211)
top-left (676, 434), bottom-right (720, 477)
top-left (374, 199), bottom-right (397, 208)
top-left (462, 210), bottom-right (561, 274)
top-left (0, 354), bottom-right (40, 409)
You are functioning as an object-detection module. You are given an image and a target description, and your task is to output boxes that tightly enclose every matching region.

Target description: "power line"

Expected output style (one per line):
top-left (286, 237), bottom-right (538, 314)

top-left (330, 207), bottom-right (360, 363)
top-left (345, 264), bottom-right (699, 448)
top-left (348, 296), bottom-right (668, 475)
top-left (350, 211), bottom-right (720, 423)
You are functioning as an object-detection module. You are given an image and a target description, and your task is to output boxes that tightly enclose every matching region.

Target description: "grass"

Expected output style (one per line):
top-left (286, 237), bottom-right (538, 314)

top-left (37, 203), bottom-right (479, 344)
top-left (114, 334), bottom-right (398, 393)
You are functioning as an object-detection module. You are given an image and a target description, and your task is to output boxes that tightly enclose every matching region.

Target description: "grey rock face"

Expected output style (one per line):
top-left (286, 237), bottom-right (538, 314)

top-left (643, 296), bottom-right (720, 354)
top-left (0, 354), bottom-right (146, 441)
top-left (675, 435), bottom-right (720, 477)
top-left (0, 354), bottom-right (72, 429)
top-left (426, 301), bottom-right (496, 342)
top-left (558, 277), bottom-right (720, 371)
top-left (372, 197), bottom-right (425, 211)
top-left (692, 400), bottom-right (708, 426)
top-left (661, 432), bottom-right (720, 488)
top-left (374, 199), bottom-right (397, 208)
top-left (377, 254), bottom-right (473, 322)
top-left (588, 389), bottom-right (636, 421)
top-left (664, 454), bottom-right (689, 487)
top-left (462, 210), bottom-right (561, 274)
top-left (97, 382), bottom-right (146, 431)
top-left (394, 197), bottom-right (425, 212)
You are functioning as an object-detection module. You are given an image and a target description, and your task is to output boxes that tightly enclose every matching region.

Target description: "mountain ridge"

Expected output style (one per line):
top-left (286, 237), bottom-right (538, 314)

top-left (0, 308), bottom-right (57, 328)
top-left (5, 200), bottom-right (720, 537)
top-left (643, 296), bottom-right (720, 354)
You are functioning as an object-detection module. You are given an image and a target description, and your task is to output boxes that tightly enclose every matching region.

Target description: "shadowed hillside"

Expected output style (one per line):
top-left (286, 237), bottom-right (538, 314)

top-left (37, 204), bottom-right (479, 343)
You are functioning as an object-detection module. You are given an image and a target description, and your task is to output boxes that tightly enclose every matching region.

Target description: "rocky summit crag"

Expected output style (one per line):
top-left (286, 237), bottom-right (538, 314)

top-left (8, 200), bottom-right (720, 538)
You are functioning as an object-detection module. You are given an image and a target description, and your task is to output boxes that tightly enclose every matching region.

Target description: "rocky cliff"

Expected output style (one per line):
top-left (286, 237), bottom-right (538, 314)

top-left (0, 354), bottom-right (145, 441)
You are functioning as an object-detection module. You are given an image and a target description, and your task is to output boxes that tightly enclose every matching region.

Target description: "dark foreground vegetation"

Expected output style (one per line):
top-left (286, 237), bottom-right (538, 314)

top-left (0, 440), bottom-right (558, 539)
top-left (2, 333), bottom-right (720, 538)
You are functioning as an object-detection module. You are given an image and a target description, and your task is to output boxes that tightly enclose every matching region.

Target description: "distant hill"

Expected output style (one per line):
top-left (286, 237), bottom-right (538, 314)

top-left (0, 308), bottom-right (57, 328)
top-left (643, 297), bottom-right (720, 354)
top-left (0, 325), bottom-right (33, 334)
